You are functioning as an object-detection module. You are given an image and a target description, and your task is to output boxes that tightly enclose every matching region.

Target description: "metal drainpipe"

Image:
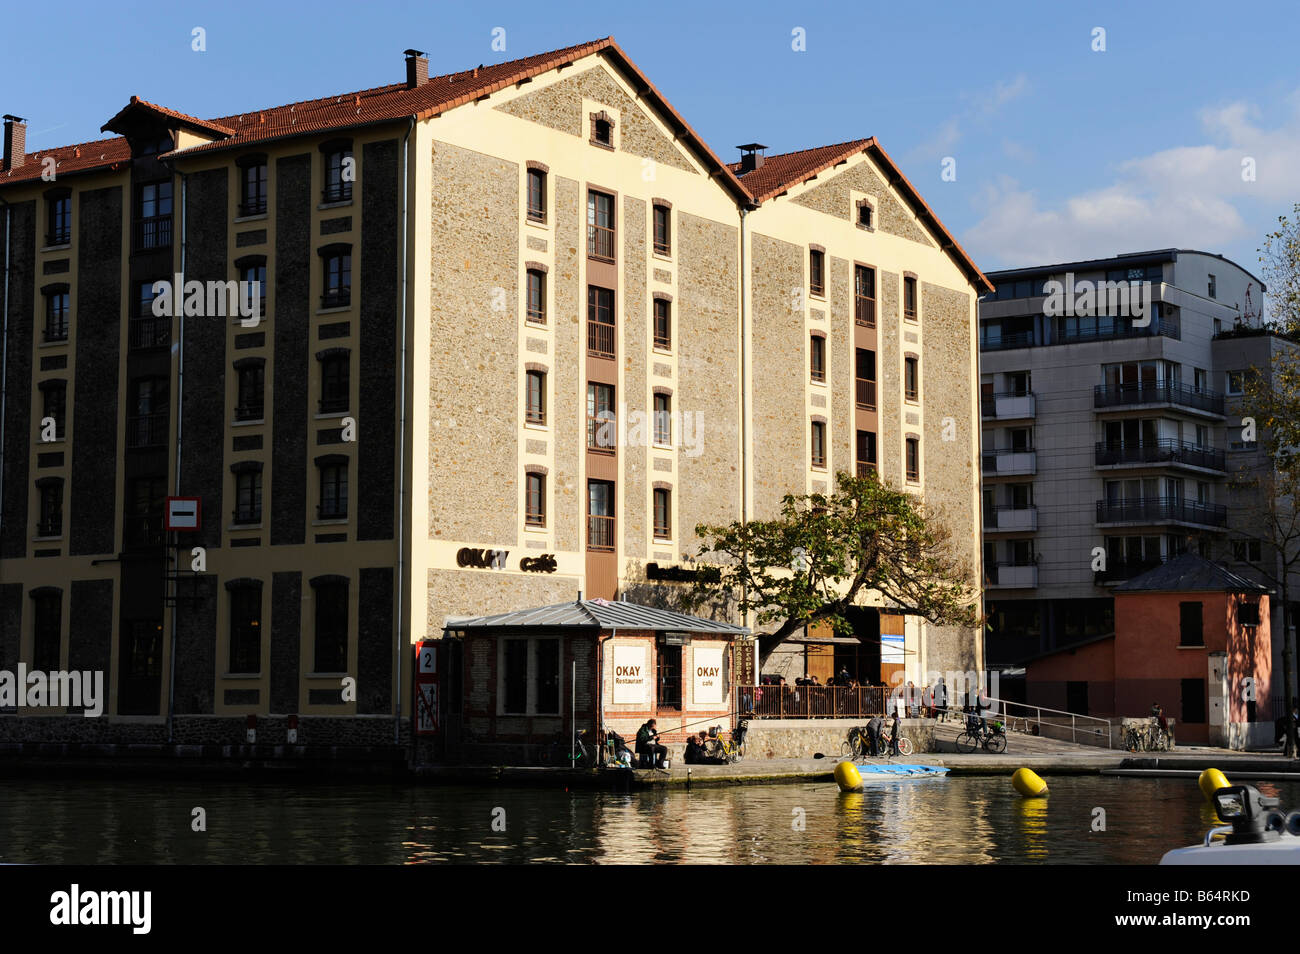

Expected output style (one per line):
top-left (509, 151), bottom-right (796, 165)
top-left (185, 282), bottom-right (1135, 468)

top-left (394, 116), bottom-right (414, 745)
top-left (738, 208), bottom-right (749, 628)
top-left (166, 169), bottom-right (187, 743)
top-left (0, 196), bottom-right (10, 550)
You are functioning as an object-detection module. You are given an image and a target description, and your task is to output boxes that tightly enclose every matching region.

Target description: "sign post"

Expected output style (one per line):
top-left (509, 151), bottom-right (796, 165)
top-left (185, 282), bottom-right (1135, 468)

top-left (414, 640), bottom-right (439, 736)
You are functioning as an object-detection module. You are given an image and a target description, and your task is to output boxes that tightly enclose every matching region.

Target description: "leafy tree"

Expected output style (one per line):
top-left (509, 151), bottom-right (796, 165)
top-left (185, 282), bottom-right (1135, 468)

top-left (691, 470), bottom-right (980, 664)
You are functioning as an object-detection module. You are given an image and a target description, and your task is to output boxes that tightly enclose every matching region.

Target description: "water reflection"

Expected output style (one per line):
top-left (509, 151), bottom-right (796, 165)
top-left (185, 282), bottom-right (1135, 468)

top-left (1, 775), bottom-right (1296, 864)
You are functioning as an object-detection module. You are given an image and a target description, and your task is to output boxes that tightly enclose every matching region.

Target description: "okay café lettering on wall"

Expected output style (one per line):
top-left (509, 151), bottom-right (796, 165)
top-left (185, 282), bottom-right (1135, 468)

top-left (456, 547), bottom-right (557, 574)
top-left (693, 646), bottom-right (725, 705)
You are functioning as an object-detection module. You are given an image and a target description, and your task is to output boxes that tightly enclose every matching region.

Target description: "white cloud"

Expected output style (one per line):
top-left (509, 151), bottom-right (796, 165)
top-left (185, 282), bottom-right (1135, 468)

top-left (912, 74), bottom-right (1029, 160)
top-left (963, 92), bottom-right (1300, 269)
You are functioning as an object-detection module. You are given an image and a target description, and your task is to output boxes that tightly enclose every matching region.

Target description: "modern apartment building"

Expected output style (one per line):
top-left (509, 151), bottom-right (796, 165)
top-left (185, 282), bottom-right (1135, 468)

top-left (0, 37), bottom-right (989, 749)
top-left (979, 249), bottom-right (1293, 695)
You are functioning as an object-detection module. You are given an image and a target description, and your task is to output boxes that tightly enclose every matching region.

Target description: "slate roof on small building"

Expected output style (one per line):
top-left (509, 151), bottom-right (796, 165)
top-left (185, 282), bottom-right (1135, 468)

top-left (1113, 553), bottom-right (1271, 594)
top-left (448, 599), bottom-right (749, 634)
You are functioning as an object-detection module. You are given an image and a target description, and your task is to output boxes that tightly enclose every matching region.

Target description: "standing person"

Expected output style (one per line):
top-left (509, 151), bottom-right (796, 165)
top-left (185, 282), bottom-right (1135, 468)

top-left (888, 709), bottom-right (902, 757)
top-left (905, 680), bottom-right (917, 718)
top-left (636, 719), bottom-right (668, 768)
top-left (921, 684), bottom-right (933, 718)
top-left (934, 677), bottom-right (947, 719)
top-left (1151, 703), bottom-right (1169, 742)
top-left (866, 715), bottom-right (885, 757)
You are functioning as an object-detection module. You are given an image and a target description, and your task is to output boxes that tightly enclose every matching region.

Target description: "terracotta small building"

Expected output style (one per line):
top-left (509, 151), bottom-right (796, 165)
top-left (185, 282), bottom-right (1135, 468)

top-left (439, 599), bottom-right (749, 763)
top-left (1024, 553), bottom-right (1272, 748)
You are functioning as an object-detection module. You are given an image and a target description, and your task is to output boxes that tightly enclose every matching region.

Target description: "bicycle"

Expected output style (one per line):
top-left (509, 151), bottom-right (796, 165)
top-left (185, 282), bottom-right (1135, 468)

top-left (702, 721), bottom-right (747, 763)
top-left (840, 724), bottom-right (914, 759)
top-left (539, 728), bottom-right (594, 767)
top-left (1124, 723), bottom-right (1170, 753)
top-left (955, 720), bottom-right (1006, 754)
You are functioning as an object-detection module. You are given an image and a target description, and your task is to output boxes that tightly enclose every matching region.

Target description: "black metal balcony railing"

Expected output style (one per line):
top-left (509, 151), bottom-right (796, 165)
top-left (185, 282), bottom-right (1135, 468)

top-left (587, 513), bottom-right (615, 551)
top-left (586, 413), bottom-right (616, 454)
top-left (46, 228), bottom-right (71, 246)
top-left (135, 215), bottom-right (172, 251)
top-left (1094, 557), bottom-right (1163, 584)
top-left (653, 330), bottom-right (671, 350)
top-left (44, 319), bottom-right (69, 343)
top-left (239, 197), bottom-right (268, 217)
top-left (1094, 440), bottom-right (1226, 471)
top-left (855, 296), bottom-right (876, 328)
top-left (322, 184), bottom-right (352, 204)
top-left (232, 507), bottom-right (261, 525)
top-left (856, 378), bottom-right (877, 411)
top-left (1057, 316), bottom-right (1181, 345)
top-left (587, 224), bottom-right (615, 262)
top-left (129, 316), bottom-right (171, 350)
top-left (587, 320), bottom-right (615, 359)
top-left (980, 330), bottom-right (1036, 351)
top-left (126, 412), bottom-right (168, 449)
top-left (1096, 496), bottom-right (1228, 527)
top-left (124, 513), bottom-right (164, 548)
top-left (321, 288), bottom-right (351, 309)
top-left (36, 518), bottom-right (62, 537)
top-left (318, 501), bottom-right (348, 520)
top-left (994, 557), bottom-right (1038, 568)
top-left (235, 402), bottom-right (265, 422)
top-left (1093, 382), bottom-right (1225, 415)
top-left (856, 461), bottom-right (877, 478)
top-left (318, 395), bottom-right (349, 415)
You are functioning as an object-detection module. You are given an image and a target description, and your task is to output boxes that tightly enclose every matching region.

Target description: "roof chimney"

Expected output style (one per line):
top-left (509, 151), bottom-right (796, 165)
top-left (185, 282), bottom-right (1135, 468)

top-left (737, 142), bottom-right (767, 174)
top-left (404, 49), bottom-right (429, 89)
top-left (3, 115), bottom-right (27, 170)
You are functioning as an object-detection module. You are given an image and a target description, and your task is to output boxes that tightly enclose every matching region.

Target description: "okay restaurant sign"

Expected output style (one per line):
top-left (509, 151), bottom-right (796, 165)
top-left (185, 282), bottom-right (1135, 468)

top-left (611, 645), bottom-right (649, 705)
top-left (693, 646), bottom-right (725, 705)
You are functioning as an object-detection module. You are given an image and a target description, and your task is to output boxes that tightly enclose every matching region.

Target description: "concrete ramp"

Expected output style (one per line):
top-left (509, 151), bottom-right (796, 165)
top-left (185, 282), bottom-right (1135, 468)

top-left (931, 721), bottom-right (1106, 755)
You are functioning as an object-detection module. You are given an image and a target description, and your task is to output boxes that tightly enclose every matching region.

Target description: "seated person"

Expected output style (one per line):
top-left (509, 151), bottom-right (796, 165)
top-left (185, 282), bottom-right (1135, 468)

top-left (635, 719), bottom-right (668, 768)
top-left (684, 734), bottom-right (704, 764)
top-left (606, 729), bottom-right (632, 766)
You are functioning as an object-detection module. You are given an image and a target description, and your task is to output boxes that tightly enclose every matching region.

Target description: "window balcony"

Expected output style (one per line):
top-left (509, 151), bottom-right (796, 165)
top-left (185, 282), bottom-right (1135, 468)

top-left (856, 378), bottom-right (877, 411)
top-left (587, 224), bottom-right (615, 262)
top-left (36, 518), bottom-right (63, 537)
top-left (317, 501), bottom-right (348, 520)
top-left (982, 448), bottom-right (1037, 476)
top-left (989, 562), bottom-right (1038, 588)
top-left (134, 215), bottom-right (172, 251)
top-left (1093, 382), bottom-right (1224, 416)
top-left (322, 184), bottom-right (352, 204)
top-left (587, 513), bottom-right (615, 551)
top-left (854, 297), bottom-right (876, 328)
top-left (587, 320), bottom-right (615, 359)
top-left (44, 320), bottom-right (69, 344)
top-left (1095, 497), bottom-right (1227, 528)
top-left (320, 288), bottom-right (351, 309)
top-left (46, 228), bottom-right (71, 246)
top-left (856, 461), bottom-right (877, 478)
top-left (126, 412), bottom-right (168, 449)
top-left (984, 506), bottom-right (1038, 532)
top-left (318, 396), bottom-right (349, 415)
top-left (980, 330), bottom-right (1036, 352)
top-left (239, 197), bottom-right (268, 217)
top-left (124, 513), bottom-right (164, 548)
top-left (235, 402), bottom-right (265, 422)
top-left (232, 507), bottom-right (262, 526)
top-left (981, 391), bottom-right (1035, 420)
top-left (1094, 440), bottom-right (1226, 472)
top-left (129, 316), bottom-right (171, 350)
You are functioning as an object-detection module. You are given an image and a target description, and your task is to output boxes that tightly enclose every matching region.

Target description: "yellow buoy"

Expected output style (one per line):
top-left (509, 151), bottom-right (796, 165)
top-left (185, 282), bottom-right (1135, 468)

top-left (1199, 768), bottom-right (1229, 803)
top-left (835, 760), bottom-right (863, 792)
top-left (1012, 767), bottom-right (1049, 797)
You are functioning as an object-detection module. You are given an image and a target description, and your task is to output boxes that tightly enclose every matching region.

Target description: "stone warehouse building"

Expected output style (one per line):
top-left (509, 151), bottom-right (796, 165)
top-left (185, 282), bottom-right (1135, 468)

top-left (0, 37), bottom-right (989, 749)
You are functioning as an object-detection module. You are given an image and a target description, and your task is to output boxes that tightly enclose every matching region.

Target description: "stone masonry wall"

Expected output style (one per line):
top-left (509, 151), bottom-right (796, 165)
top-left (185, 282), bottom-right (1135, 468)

top-left (428, 141), bottom-right (519, 544)
top-left (792, 158), bottom-right (933, 247)
top-left (879, 270), bottom-right (902, 486)
top-left (623, 195), bottom-right (648, 559)
top-left (830, 256), bottom-right (853, 478)
top-left (553, 177), bottom-right (582, 553)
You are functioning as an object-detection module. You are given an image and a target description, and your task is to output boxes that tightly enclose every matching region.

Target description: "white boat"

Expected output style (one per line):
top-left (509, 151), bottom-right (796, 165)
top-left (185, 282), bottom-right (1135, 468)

top-left (1160, 784), bottom-right (1300, 865)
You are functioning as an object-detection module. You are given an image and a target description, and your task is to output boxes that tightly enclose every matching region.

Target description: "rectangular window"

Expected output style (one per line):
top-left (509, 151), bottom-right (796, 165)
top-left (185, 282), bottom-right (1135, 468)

top-left (322, 250), bottom-right (351, 308)
top-left (42, 383), bottom-right (66, 439)
top-left (906, 437), bottom-right (920, 483)
top-left (1207, 274), bottom-right (1217, 299)
top-left (525, 370), bottom-right (546, 425)
top-left (653, 487), bottom-right (671, 540)
top-left (33, 591), bottom-right (61, 672)
top-left (240, 162), bottom-right (268, 216)
top-left (125, 476), bottom-right (166, 547)
top-left (903, 275), bottom-right (918, 320)
top-left (657, 643), bottom-right (682, 710)
top-left (809, 249), bottom-right (825, 297)
top-left (586, 382), bottom-right (616, 453)
top-left (854, 265), bottom-right (876, 326)
top-left (653, 393), bottom-right (671, 446)
top-left (810, 335), bottom-right (826, 383)
top-left (1226, 371), bottom-right (1244, 395)
top-left (856, 430), bottom-right (877, 476)
top-left (587, 285), bottom-right (615, 358)
top-left (320, 355), bottom-right (350, 414)
top-left (586, 191), bottom-right (615, 261)
top-left (37, 481), bottom-right (62, 537)
top-left (857, 202), bottom-right (874, 229)
top-left (856, 348), bottom-right (876, 410)
top-left (323, 149), bottom-right (353, 203)
top-left (503, 639), bottom-right (528, 714)
top-left (136, 180), bottom-right (173, 250)
top-left (587, 479), bottom-right (615, 551)
top-left (526, 472), bottom-right (546, 527)
top-left (526, 168), bottom-right (546, 222)
top-left (1181, 677), bottom-right (1206, 724)
top-left (228, 586), bottom-right (262, 674)
top-left (313, 581), bottom-right (348, 673)
top-left (526, 269), bottom-right (546, 324)
top-left (241, 263), bottom-right (267, 316)
top-left (811, 421), bottom-right (826, 469)
top-left (1179, 601), bottom-right (1204, 647)
top-left (235, 365), bottom-right (264, 421)
top-left (47, 195), bottom-right (72, 246)
top-left (127, 378), bottom-right (168, 448)
top-left (233, 470), bottom-right (262, 524)
top-left (653, 298), bottom-right (671, 350)
top-left (319, 462), bottom-right (348, 519)
top-left (1238, 601), bottom-right (1261, 626)
top-left (44, 291), bottom-right (70, 342)
top-left (904, 356), bottom-right (919, 402)
top-left (653, 205), bottom-right (671, 256)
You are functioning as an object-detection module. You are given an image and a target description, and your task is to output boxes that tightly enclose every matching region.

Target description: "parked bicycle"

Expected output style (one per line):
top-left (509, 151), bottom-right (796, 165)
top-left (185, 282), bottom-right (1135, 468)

top-left (539, 728), bottom-right (594, 767)
top-left (841, 723), bottom-right (914, 759)
top-left (1123, 723), bottom-right (1170, 753)
top-left (702, 721), bottom-right (747, 763)
top-left (955, 719), bottom-right (1006, 754)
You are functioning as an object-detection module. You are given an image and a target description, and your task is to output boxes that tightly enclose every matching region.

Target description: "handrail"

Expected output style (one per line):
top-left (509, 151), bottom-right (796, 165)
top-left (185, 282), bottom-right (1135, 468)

top-left (986, 696), bottom-right (1113, 748)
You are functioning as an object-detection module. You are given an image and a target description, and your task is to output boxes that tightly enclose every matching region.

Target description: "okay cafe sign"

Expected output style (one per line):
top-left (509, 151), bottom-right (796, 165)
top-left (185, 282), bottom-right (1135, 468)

top-left (693, 646), bottom-right (725, 705)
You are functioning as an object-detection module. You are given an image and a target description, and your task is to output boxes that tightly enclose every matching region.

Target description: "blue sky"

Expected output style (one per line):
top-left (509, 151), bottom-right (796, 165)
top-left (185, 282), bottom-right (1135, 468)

top-left (4, 0), bottom-right (1298, 283)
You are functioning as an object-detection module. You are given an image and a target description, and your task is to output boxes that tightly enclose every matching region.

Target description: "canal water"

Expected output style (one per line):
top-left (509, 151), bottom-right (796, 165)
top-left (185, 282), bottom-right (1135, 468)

top-left (2, 775), bottom-right (1297, 864)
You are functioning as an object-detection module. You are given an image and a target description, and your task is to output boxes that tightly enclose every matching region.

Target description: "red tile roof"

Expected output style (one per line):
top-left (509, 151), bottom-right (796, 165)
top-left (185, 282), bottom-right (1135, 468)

top-left (733, 138), bottom-right (992, 293)
top-left (102, 96), bottom-right (236, 138)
